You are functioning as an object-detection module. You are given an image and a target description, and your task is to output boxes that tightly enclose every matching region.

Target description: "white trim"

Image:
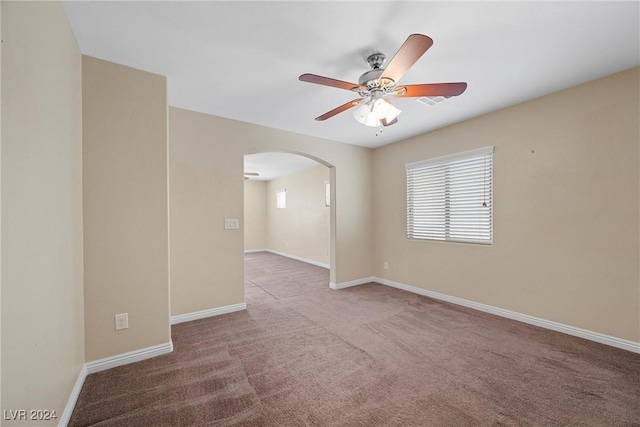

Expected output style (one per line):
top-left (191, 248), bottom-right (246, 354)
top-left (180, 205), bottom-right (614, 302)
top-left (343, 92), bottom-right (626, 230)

top-left (244, 248), bottom-right (267, 254)
top-left (329, 277), bottom-right (375, 290)
top-left (405, 146), bottom-right (494, 170)
top-left (265, 249), bottom-right (330, 269)
top-left (373, 277), bottom-right (640, 354)
top-left (86, 341), bottom-right (174, 374)
top-left (58, 364), bottom-right (87, 427)
top-left (170, 303), bottom-right (247, 325)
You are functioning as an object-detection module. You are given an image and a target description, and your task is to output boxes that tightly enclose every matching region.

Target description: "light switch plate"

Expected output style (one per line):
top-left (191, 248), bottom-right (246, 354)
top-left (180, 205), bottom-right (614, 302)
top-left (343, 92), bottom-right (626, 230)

top-left (224, 218), bottom-right (239, 229)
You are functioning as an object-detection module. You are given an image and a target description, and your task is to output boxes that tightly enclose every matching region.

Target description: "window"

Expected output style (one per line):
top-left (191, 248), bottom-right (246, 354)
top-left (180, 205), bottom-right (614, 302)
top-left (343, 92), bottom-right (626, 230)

top-left (276, 190), bottom-right (286, 209)
top-left (325, 182), bottom-right (330, 207)
top-left (406, 147), bottom-right (493, 245)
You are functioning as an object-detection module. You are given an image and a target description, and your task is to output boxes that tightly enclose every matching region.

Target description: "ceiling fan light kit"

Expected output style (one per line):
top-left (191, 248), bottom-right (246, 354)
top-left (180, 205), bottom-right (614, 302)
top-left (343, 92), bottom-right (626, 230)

top-left (352, 97), bottom-right (402, 127)
top-left (299, 34), bottom-right (467, 133)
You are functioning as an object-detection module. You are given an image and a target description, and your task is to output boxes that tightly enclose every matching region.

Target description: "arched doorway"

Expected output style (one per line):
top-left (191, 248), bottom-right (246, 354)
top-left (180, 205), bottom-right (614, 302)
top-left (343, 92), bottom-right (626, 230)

top-left (243, 151), bottom-right (336, 301)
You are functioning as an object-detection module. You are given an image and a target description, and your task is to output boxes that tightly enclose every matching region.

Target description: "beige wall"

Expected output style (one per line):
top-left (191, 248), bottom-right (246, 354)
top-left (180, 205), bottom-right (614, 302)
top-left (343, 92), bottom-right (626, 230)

top-left (1, 4), bottom-right (636, 425)
top-left (373, 67), bottom-right (640, 342)
top-left (82, 56), bottom-right (170, 361)
top-left (244, 180), bottom-right (267, 250)
top-left (169, 107), bottom-right (372, 316)
top-left (266, 165), bottom-right (330, 265)
top-left (1, 0), bottom-right (3, 413)
top-left (1, 1), bottom-right (85, 424)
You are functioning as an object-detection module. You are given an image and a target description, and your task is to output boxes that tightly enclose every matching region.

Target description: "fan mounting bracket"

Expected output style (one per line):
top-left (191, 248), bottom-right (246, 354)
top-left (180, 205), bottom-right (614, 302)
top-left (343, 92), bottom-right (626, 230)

top-left (361, 53), bottom-right (395, 89)
top-left (366, 53), bottom-right (386, 69)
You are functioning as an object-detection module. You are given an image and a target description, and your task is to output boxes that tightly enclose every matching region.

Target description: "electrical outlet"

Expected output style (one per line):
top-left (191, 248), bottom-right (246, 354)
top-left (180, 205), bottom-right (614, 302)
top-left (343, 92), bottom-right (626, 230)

top-left (384, 262), bottom-right (389, 270)
top-left (115, 313), bottom-right (128, 331)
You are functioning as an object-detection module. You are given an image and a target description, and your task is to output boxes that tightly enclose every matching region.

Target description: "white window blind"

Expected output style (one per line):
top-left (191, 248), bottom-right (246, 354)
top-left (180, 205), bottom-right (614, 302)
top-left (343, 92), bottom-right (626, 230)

top-left (406, 147), bottom-right (493, 245)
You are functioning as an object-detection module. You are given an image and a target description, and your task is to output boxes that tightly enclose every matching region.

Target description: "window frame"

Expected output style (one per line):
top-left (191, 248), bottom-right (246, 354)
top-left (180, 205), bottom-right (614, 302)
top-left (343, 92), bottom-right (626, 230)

top-left (276, 190), bottom-right (286, 209)
top-left (406, 146), bottom-right (494, 245)
top-left (324, 182), bottom-right (330, 207)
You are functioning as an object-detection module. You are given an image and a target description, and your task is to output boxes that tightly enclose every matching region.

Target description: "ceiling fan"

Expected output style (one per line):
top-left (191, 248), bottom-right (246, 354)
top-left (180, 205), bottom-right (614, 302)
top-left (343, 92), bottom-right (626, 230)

top-left (244, 172), bottom-right (259, 180)
top-left (299, 34), bottom-right (467, 128)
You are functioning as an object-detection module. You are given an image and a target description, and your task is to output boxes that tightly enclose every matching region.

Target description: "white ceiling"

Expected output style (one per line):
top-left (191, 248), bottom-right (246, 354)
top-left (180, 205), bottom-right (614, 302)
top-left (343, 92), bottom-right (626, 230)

top-left (62, 1), bottom-right (639, 178)
top-left (244, 152), bottom-right (320, 181)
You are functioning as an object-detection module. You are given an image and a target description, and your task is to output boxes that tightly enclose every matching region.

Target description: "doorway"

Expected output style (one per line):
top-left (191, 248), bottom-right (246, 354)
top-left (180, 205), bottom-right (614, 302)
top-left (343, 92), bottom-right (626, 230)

top-left (243, 151), bottom-right (335, 299)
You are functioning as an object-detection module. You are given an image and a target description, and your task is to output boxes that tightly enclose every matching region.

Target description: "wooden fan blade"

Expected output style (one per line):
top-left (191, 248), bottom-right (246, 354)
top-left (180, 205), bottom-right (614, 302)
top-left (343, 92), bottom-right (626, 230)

top-left (244, 172), bottom-right (259, 177)
top-left (315, 99), bottom-right (364, 121)
top-left (393, 82), bottom-right (468, 98)
top-left (299, 73), bottom-right (361, 91)
top-left (381, 118), bottom-right (398, 127)
top-left (378, 34), bottom-right (433, 86)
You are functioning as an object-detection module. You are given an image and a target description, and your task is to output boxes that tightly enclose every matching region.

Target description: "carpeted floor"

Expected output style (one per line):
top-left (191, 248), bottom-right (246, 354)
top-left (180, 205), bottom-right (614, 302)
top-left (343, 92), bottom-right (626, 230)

top-left (69, 252), bottom-right (640, 426)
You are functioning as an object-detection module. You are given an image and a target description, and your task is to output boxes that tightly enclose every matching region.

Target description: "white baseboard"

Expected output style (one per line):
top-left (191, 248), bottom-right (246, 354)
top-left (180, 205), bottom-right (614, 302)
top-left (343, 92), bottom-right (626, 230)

top-left (329, 277), bottom-right (375, 290)
top-left (170, 302), bottom-right (247, 325)
top-left (58, 364), bottom-right (88, 427)
top-left (373, 276), bottom-right (640, 354)
top-left (244, 248), bottom-right (267, 253)
top-left (86, 341), bottom-right (174, 374)
top-left (263, 249), bottom-right (330, 269)
top-left (62, 342), bottom-right (174, 424)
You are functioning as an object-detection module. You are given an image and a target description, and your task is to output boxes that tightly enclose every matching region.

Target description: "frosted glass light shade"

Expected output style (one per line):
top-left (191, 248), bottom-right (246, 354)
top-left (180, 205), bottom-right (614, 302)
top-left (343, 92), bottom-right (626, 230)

top-left (352, 103), bottom-right (380, 127)
top-left (352, 100), bottom-right (401, 127)
top-left (385, 103), bottom-right (402, 122)
top-left (371, 99), bottom-right (391, 119)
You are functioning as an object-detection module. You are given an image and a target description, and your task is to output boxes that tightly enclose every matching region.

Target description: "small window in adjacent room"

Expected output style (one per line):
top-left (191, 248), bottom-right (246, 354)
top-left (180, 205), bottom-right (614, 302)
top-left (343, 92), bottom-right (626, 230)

top-left (325, 182), bottom-right (330, 207)
top-left (406, 146), bottom-right (493, 245)
top-left (276, 190), bottom-right (286, 209)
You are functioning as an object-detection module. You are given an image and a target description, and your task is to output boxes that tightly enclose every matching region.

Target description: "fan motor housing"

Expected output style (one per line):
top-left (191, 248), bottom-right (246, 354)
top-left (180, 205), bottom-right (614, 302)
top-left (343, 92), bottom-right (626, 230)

top-left (359, 68), bottom-right (384, 88)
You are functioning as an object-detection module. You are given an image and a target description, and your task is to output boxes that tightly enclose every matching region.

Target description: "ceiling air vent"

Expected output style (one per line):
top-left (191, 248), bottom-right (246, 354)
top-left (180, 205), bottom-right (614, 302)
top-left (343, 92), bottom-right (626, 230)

top-left (416, 96), bottom-right (451, 106)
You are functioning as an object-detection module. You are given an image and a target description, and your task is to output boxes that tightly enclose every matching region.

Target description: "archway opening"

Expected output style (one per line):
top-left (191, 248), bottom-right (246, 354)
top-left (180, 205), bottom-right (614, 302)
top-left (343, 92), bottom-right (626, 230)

top-left (243, 151), bottom-right (336, 303)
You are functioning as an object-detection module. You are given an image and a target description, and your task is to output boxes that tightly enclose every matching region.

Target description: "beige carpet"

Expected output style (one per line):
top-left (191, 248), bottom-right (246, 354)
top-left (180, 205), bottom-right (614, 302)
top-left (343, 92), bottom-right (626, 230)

top-left (69, 252), bottom-right (640, 426)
